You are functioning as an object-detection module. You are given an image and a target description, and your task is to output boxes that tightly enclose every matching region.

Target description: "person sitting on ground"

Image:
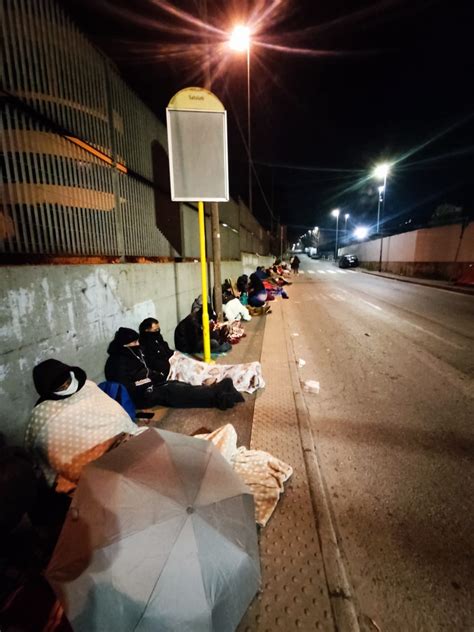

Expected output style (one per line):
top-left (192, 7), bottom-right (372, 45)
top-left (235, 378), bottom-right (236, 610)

top-left (248, 272), bottom-right (270, 309)
top-left (106, 327), bottom-right (241, 410)
top-left (270, 265), bottom-right (292, 286)
top-left (25, 359), bottom-right (144, 492)
top-left (236, 274), bottom-right (249, 305)
top-left (254, 266), bottom-right (269, 281)
top-left (236, 274), bottom-right (249, 295)
top-left (138, 317), bottom-right (174, 381)
top-left (174, 309), bottom-right (232, 355)
top-left (140, 317), bottom-right (265, 394)
top-left (221, 283), bottom-right (252, 322)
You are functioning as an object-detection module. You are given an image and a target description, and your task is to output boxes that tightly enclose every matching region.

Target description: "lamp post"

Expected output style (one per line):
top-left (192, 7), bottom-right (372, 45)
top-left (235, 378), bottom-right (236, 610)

top-left (373, 163), bottom-right (390, 233)
top-left (332, 209), bottom-right (340, 260)
top-left (229, 25), bottom-right (252, 215)
top-left (373, 162), bottom-right (391, 271)
top-left (344, 213), bottom-right (350, 234)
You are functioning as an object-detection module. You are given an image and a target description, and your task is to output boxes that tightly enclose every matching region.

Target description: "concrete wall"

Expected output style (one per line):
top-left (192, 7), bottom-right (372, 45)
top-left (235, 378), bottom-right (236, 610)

top-left (0, 254), bottom-right (275, 445)
top-left (340, 222), bottom-right (474, 280)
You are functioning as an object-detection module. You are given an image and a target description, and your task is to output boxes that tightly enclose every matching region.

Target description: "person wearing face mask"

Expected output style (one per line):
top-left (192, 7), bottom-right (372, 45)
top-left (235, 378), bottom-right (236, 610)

top-left (105, 327), bottom-right (244, 411)
top-left (25, 359), bottom-right (143, 492)
top-left (138, 318), bottom-right (174, 381)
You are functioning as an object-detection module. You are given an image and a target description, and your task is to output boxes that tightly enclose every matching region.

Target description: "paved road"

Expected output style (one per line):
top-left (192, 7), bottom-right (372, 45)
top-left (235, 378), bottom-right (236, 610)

top-left (286, 259), bottom-right (474, 631)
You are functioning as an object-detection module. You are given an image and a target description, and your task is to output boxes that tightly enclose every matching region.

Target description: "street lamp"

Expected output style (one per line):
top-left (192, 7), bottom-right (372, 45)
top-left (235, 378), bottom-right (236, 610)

top-left (229, 25), bottom-right (252, 215)
top-left (354, 226), bottom-right (369, 240)
top-left (373, 162), bottom-right (391, 233)
top-left (331, 209), bottom-right (340, 259)
top-left (373, 162), bottom-right (392, 272)
top-left (344, 213), bottom-right (350, 233)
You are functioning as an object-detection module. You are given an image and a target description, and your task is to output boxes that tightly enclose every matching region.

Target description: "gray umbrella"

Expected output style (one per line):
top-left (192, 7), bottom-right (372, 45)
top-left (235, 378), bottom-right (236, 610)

top-left (46, 428), bottom-right (260, 632)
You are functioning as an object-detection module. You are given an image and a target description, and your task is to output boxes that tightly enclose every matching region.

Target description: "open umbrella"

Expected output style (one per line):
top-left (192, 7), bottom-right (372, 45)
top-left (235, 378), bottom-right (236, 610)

top-left (46, 428), bottom-right (260, 632)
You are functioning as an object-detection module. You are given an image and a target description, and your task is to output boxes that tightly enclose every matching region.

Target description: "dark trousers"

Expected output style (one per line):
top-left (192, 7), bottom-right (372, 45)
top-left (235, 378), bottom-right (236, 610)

top-left (137, 380), bottom-right (236, 409)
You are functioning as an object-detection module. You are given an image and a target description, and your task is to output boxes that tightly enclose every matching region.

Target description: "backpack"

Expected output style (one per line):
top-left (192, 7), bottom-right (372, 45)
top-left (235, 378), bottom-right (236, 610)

top-left (98, 381), bottom-right (136, 420)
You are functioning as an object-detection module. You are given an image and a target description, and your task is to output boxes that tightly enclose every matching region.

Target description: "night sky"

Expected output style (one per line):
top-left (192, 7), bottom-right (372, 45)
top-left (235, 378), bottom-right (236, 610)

top-left (66, 0), bottom-right (474, 239)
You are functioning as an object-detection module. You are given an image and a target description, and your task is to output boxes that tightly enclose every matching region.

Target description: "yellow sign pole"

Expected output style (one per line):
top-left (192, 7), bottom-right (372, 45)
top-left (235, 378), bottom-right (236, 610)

top-left (198, 200), bottom-right (212, 363)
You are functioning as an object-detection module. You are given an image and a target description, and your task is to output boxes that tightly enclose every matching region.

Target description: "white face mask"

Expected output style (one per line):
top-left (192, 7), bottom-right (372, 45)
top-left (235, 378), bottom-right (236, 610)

top-left (54, 371), bottom-right (79, 396)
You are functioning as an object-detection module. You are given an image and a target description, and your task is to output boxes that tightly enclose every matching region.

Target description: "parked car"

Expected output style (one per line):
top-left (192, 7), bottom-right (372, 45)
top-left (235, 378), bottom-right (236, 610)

top-left (338, 254), bottom-right (359, 268)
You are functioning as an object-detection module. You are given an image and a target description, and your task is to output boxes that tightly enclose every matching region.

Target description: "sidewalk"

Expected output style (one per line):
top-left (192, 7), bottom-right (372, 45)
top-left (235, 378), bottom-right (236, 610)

top-left (359, 268), bottom-right (474, 295)
top-left (156, 300), bottom-right (339, 631)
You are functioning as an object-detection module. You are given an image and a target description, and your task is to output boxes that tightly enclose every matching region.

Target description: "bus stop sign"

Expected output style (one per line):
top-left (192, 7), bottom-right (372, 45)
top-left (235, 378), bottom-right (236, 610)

top-left (166, 87), bottom-right (229, 202)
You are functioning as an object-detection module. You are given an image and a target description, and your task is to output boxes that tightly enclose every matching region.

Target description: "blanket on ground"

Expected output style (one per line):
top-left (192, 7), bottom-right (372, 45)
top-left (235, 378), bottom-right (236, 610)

top-left (167, 351), bottom-right (265, 394)
top-left (197, 424), bottom-right (293, 527)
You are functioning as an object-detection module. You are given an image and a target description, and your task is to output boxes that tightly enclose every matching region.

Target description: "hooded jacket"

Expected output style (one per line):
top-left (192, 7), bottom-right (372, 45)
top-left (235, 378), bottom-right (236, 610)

top-left (32, 359), bottom-right (87, 405)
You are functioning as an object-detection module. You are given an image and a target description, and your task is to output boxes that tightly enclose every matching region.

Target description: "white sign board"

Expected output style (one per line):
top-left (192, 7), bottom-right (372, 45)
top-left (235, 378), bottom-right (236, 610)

top-left (166, 87), bottom-right (229, 202)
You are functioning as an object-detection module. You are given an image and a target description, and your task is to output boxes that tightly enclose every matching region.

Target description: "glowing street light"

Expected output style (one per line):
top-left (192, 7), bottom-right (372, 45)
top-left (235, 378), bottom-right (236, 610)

top-left (229, 25), bottom-right (252, 215)
top-left (331, 209), bottom-right (340, 259)
top-left (354, 226), bottom-right (369, 240)
top-left (229, 25), bottom-right (250, 51)
top-left (373, 163), bottom-right (390, 180)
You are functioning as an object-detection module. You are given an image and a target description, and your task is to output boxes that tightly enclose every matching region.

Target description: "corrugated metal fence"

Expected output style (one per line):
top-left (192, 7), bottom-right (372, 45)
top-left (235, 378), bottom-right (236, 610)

top-left (1, 0), bottom-right (171, 257)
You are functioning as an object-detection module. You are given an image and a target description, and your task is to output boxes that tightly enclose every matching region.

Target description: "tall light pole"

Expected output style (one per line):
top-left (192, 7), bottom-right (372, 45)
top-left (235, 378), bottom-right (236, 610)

top-left (332, 209), bottom-right (340, 260)
top-left (200, 0), bottom-right (224, 320)
top-left (373, 162), bottom-right (391, 271)
top-left (344, 213), bottom-right (350, 234)
top-left (373, 163), bottom-right (390, 233)
top-left (229, 25), bottom-right (252, 215)
top-left (377, 185), bottom-right (384, 233)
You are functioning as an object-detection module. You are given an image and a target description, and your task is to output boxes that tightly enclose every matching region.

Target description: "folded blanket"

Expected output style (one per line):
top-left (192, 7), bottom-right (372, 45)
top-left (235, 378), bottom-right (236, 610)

top-left (197, 424), bottom-right (293, 527)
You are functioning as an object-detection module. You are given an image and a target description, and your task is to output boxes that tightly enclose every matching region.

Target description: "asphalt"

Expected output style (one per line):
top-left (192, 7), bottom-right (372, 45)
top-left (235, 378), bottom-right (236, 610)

top-left (287, 259), bottom-right (474, 631)
top-left (148, 262), bottom-right (473, 631)
top-left (359, 267), bottom-right (474, 296)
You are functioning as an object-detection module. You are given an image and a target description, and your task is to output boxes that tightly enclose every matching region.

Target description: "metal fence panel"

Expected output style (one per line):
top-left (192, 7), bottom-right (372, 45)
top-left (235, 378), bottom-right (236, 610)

top-left (1, 0), bottom-right (269, 259)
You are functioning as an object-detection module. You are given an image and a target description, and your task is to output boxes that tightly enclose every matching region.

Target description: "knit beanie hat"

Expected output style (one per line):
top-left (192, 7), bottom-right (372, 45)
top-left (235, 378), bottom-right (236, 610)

top-left (114, 327), bottom-right (140, 346)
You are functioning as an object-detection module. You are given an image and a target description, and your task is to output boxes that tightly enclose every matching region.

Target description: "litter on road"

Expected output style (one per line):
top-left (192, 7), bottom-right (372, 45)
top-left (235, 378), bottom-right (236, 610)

top-left (303, 380), bottom-right (320, 394)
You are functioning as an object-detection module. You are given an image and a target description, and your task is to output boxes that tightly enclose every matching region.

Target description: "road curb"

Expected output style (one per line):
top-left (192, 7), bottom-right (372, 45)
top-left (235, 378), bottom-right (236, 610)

top-left (358, 268), bottom-right (474, 295)
top-left (282, 308), bottom-right (362, 632)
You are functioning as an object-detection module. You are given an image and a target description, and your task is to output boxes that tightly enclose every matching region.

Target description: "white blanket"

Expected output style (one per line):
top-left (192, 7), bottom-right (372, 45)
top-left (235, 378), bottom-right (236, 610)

top-left (223, 298), bottom-right (251, 322)
top-left (25, 381), bottom-right (142, 490)
top-left (167, 351), bottom-right (265, 394)
top-left (197, 424), bottom-right (293, 527)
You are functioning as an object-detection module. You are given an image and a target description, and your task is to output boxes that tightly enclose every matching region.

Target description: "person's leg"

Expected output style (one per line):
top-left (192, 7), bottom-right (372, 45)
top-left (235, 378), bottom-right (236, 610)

top-left (146, 380), bottom-right (242, 409)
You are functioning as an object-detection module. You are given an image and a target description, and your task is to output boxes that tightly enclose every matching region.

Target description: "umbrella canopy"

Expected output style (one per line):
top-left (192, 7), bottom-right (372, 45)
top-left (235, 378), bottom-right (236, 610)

top-left (46, 428), bottom-right (260, 632)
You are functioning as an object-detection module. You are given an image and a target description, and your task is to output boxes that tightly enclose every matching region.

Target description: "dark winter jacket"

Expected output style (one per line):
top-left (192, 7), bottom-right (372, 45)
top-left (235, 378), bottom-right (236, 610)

top-left (104, 340), bottom-right (162, 404)
top-left (249, 273), bottom-right (265, 294)
top-left (139, 331), bottom-right (174, 380)
top-left (174, 313), bottom-right (203, 354)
